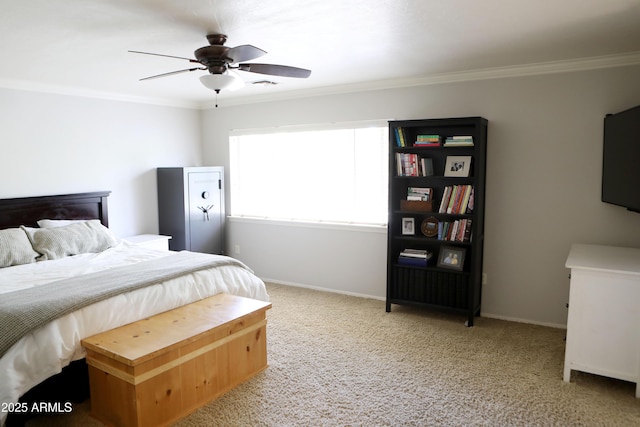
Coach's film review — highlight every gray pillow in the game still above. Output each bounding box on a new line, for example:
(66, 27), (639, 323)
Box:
(25, 220), (118, 261)
(0, 228), (39, 268)
(36, 219), (88, 228)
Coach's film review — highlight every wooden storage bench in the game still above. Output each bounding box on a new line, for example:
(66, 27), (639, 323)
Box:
(81, 293), (272, 427)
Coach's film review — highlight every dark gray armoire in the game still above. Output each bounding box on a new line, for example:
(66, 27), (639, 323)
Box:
(157, 167), (225, 254)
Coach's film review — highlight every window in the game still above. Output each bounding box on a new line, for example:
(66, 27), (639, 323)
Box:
(229, 123), (388, 225)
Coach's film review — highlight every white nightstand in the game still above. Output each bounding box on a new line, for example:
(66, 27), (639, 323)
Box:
(124, 234), (172, 251)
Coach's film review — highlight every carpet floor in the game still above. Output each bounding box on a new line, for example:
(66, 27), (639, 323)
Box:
(28, 282), (640, 426)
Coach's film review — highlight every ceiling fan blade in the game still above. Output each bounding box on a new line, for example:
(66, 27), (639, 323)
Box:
(227, 45), (267, 63)
(129, 50), (199, 63)
(140, 67), (206, 81)
(237, 63), (311, 78)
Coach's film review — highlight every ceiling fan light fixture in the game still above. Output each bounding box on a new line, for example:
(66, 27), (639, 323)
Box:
(199, 72), (244, 92)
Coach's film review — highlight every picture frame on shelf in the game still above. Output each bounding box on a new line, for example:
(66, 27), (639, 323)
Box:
(444, 156), (472, 177)
(437, 246), (466, 271)
(401, 217), (415, 235)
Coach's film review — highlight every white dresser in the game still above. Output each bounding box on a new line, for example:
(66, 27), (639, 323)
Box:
(564, 243), (640, 397)
(124, 234), (172, 251)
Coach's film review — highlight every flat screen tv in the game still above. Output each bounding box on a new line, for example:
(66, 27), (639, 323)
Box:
(602, 104), (640, 213)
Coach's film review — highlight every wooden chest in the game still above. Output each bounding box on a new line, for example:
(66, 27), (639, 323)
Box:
(81, 293), (271, 427)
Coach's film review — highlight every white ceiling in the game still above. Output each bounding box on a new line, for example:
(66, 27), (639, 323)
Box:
(2, 0), (640, 108)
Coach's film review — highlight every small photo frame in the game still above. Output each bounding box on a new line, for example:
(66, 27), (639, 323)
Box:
(437, 246), (466, 271)
(401, 217), (415, 235)
(444, 156), (472, 177)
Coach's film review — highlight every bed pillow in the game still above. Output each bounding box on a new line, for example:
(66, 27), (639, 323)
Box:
(25, 220), (119, 261)
(37, 219), (88, 228)
(0, 228), (39, 268)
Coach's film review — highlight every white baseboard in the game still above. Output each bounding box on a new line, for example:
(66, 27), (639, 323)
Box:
(262, 277), (567, 330)
(261, 278), (385, 302)
(480, 312), (566, 329)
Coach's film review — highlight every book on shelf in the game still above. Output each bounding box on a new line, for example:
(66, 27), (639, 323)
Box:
(446, 186), (459, 214)
(414, 134), (441, 147)
(452, 185), (472, 214)
(437, 219), (473, 242)
(421, 158), (434, 176)
(397, 257), (428, 267)
(467, 187), (475, 212)
(463, 218), (473, 242)
(444, 135), (474, 147)
(396, 154), (433, 177)
(438, 185), (474, 214)
(394, 127), (408, 147)
(437, 186), (449, 213)
(396, 153), (418, 176)
(398, 249), (432, 267)
(401, 248), (432, 258)
(407, 187), (433, 201)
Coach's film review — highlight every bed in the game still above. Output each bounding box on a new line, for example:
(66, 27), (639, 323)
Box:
(0, 191), (269, 426)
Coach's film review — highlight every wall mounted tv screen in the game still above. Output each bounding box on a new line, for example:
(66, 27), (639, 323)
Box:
(602, 104), (640, 213)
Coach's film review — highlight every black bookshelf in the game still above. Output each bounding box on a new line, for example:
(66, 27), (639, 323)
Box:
(386, 117), (488, 326)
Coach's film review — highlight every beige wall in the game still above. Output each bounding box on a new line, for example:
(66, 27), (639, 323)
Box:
(202, 64), (640, 327)
(0, 88), (202, 237)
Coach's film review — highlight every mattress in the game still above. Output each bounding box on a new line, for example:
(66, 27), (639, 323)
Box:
(0, 242), (268, 424)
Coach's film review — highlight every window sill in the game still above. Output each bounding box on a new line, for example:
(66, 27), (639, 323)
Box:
(227, 216), (387, 234)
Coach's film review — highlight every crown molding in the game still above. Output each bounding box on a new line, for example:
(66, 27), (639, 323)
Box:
(412, 51), (640, 85)
(0, 78), (200, 109)
(207, 51), (640, 109)
(2, 51), (639, 110)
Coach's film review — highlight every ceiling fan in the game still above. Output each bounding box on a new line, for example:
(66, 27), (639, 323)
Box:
(130, 34), (311, 95)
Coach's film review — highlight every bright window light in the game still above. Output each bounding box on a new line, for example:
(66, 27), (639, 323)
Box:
(229, 124), (388, 225)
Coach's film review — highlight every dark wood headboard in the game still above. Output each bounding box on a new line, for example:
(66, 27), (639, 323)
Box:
(0, 191), (111, 229)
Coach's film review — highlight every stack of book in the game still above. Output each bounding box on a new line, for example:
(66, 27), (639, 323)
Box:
(407, 187), (433, 201)
(398, 249), (432, 267)
(414, 135), (441, 147)
(444, 136), (474, 147)
(438, 185), (474, 214)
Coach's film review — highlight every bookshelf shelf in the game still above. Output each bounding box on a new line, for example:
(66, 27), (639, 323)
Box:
(386, 117), (488, 326)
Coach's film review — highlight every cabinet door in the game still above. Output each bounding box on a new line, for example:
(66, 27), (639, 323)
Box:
(565, 268), (640, 382)
(187, 170), (223, 254)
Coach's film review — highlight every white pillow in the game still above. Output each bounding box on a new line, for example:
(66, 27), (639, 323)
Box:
(37, 219), (89, 228)
(0, 228), (39, 268)
(25, 220), (119, 261)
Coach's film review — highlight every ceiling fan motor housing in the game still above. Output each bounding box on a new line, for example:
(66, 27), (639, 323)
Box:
(194, 45), (232, 74)
(206, 33), (227, 46)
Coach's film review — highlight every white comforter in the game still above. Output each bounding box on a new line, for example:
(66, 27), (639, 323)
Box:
(0, 242), (268, 424)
